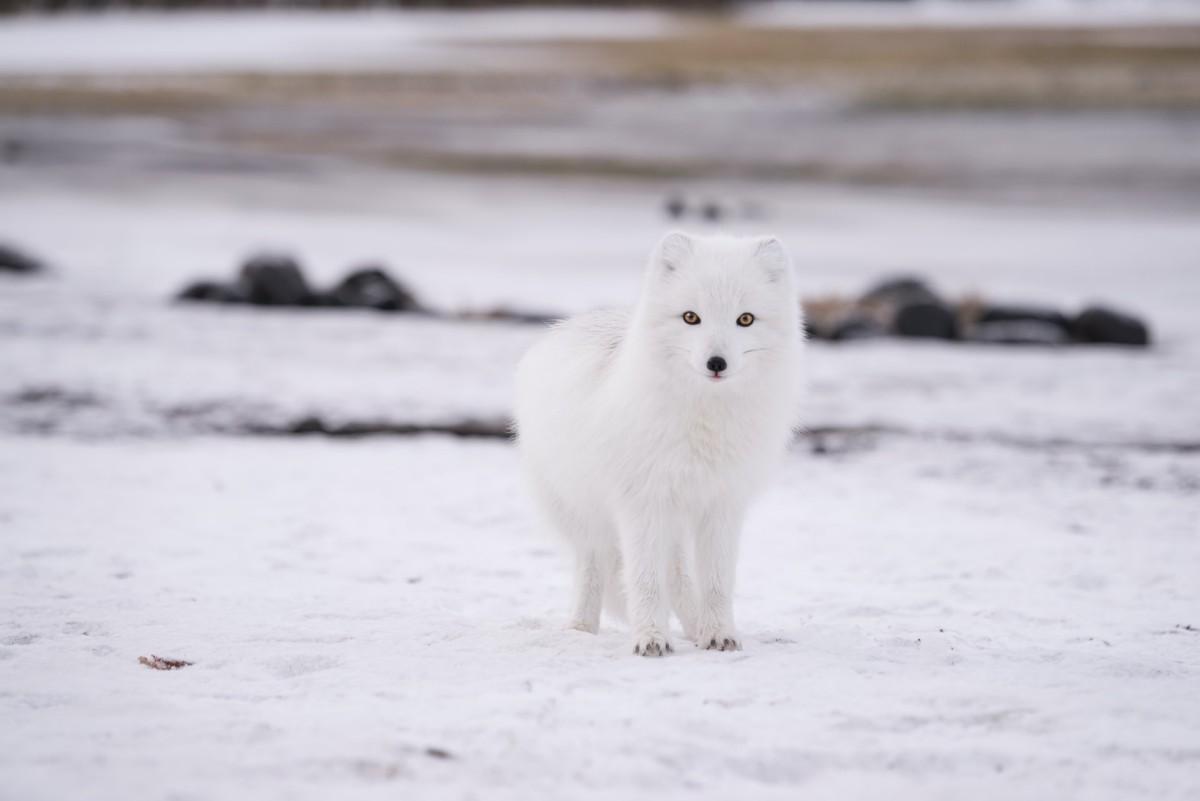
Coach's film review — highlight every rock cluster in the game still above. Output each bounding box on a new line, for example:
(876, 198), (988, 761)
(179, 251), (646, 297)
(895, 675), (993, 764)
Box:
(177, 257), (1151, 347)
(662, 195), (764, 223)
(177, 253), (558, 324)
(177, 254), (423, 312)
(805, 276), (1150, 347)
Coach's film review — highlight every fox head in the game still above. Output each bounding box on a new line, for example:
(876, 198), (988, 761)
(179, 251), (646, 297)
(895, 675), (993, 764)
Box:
(634, 231), (801, 385)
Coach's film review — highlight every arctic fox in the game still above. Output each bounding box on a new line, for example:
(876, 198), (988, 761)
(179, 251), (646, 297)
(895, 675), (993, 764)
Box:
(514, 232), (803, 656)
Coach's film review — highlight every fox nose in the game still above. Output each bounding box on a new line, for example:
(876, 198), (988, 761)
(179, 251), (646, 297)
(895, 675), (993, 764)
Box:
(706, 355), (727, 374)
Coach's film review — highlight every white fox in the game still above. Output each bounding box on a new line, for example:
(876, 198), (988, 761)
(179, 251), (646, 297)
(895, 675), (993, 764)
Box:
(514, 232), (803, 656)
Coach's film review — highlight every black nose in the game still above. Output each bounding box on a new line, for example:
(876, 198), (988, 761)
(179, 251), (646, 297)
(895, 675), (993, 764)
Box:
(706, 355), (727, 374)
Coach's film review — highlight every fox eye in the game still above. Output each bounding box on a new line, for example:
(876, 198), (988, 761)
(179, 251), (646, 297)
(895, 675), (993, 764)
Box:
(682, 311), (701, 325)
(737, 312), (755, 327)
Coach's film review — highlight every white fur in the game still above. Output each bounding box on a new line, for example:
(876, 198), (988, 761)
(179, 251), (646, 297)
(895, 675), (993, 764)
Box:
(513, 232), (803, 656)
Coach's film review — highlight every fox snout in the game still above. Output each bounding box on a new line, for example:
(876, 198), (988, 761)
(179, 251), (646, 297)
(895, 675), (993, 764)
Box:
(706, 355), (727, 376)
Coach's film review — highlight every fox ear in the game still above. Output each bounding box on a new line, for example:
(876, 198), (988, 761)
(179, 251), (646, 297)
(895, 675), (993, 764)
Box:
(754, 236), (790, 284)
(654, 231), (693, 275)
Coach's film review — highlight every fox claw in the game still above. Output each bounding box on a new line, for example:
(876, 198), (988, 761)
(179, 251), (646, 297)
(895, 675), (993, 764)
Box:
(632, 634), (673, 657)
(703, 636), (741, 652)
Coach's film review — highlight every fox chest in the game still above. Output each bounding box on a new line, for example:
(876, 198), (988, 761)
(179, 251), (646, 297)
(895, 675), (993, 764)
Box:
(614, 405), (772, 501)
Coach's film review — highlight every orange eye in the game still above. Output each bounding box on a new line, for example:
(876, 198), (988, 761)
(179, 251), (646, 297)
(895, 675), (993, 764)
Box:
(682, 311), (701, 325)
(737, 312), (755, 327)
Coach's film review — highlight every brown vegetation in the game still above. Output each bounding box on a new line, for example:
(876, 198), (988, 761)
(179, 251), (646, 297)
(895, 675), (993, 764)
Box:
(138, 654), (193, 670)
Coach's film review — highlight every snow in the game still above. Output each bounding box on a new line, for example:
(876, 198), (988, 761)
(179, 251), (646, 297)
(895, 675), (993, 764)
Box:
(1, 166), (1198, 798)
(1, 432), (1197, 799)
(0, 8), (677, 75)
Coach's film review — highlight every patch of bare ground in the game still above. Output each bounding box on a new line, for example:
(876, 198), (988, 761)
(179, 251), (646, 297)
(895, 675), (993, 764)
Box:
(550, 23), (1200, 109)
(3, 24), (1199, 114)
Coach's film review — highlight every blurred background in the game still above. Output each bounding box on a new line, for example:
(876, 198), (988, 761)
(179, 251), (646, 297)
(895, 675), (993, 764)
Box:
(2, 2), (1200, 798)
(0, 0), (1198, 440)
(1, 0), (1199, 440)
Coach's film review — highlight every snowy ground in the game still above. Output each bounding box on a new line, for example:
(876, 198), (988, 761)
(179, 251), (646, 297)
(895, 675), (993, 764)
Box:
(0, 7), (681, 75)
(2, 433), (1198, 800)
(2, 163), (1198, 799)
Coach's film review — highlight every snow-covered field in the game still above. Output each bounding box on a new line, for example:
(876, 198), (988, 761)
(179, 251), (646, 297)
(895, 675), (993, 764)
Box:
(2, 431), (1198, 800)
(0, 7), (679, 74)
(2, 163), (1198, 799)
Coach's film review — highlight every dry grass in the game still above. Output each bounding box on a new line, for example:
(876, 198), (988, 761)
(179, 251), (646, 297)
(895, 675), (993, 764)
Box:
(3, 23), (1199, 113)
(138, 654), (193, 670)
(0, 71), (561, 115)
(552, 23), (1200, 108)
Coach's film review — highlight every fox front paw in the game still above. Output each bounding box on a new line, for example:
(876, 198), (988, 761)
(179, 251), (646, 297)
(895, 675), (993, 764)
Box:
(699, 631), (741, 652)
(631, 631), (673, 657)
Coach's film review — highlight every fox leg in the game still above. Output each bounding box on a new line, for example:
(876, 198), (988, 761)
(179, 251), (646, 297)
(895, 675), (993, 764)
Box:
(694, 502), (744, 652)
(617, 506), (674, 657)
(527, 474), (606, 634)
(668, 540), (700, 642)
(567, 546), (604, 634)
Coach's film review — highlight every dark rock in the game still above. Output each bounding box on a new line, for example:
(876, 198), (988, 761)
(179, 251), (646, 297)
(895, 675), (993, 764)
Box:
(664, 195), (687, 219)
(269, 415), (512, 440)
(700, 201), (723, 222)
(2, 138), (23, 163)
(970, 320), (1071, 346)
(288, 415), (328, 435)
(0, 243), (46, 274)
(177, 280), (247, 304)
(977, 304), (1070, 329)
(860, 276), (956, 339)
(860, 276), (940, 307)
(326, 266), (421, 312)
(831, 313), (887, 341)
(1070, 306), (1151, 346)
(237, 253), (312, 306)
(966, 304), (1072, 345)
(9, 385), (100, 408)
(894, 301), (958, 339)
